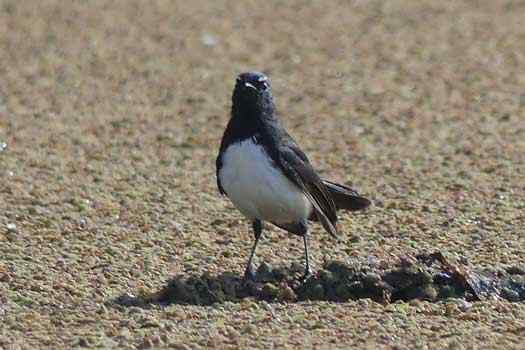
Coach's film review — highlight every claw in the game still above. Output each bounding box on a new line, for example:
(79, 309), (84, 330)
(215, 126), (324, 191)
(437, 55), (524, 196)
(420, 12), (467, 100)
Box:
(301, 234), (312, 283)
(243, 220), (262, 284)
(301, 267), (312, 283)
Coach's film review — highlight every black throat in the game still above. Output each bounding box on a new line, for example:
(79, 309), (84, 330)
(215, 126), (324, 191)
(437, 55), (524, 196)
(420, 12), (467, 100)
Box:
(225, 87), (278, 143)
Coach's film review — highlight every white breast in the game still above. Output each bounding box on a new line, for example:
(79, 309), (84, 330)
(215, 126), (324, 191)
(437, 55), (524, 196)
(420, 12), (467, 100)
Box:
(219, 138), (312, 224)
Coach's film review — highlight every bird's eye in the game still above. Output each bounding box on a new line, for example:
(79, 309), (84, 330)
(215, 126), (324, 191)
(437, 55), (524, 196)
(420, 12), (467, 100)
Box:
(255, 81), (268, 90)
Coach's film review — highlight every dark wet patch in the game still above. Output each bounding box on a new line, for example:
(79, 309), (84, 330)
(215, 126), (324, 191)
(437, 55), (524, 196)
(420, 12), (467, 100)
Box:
(113, 252), (525, 307)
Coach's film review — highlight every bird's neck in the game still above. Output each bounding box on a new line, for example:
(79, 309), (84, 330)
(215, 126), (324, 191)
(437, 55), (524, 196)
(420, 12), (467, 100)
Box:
(229, 99), (277, 138)
(232, 95), (275, 119)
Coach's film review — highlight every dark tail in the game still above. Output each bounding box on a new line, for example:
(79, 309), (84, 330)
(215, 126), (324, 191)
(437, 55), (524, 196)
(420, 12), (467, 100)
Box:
(322, 180), (371, 211)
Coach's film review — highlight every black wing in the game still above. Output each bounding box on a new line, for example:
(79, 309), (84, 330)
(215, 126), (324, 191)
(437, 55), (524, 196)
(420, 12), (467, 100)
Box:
(215, 153), (225, 195)
(277, 143), (339, 238)
(216, 123), (232, 196)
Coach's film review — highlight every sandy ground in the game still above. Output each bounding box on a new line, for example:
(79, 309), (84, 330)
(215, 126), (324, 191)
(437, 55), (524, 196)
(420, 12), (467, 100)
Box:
(1, 0), (524, 348)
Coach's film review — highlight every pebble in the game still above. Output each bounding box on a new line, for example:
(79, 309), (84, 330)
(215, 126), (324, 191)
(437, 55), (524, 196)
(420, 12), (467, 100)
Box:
(242, 324), (258, 335)
(457, 300), (473, 312)
(76, 337), (93, 347)
(6, 223), (17, 233)
(448, 339), (464, 350)
(201, 33), (218, 47)
(444, 302), (459, 316)
(138, 337), (153, 349)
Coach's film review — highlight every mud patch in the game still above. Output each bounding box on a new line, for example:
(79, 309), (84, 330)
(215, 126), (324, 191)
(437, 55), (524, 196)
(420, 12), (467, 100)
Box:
(114, 252), (525, 306)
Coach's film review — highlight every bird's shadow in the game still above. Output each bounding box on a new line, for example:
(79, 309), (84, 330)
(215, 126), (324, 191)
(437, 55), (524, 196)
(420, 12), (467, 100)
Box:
(112, 263), (313, 307)
(111, 253), (525, 308)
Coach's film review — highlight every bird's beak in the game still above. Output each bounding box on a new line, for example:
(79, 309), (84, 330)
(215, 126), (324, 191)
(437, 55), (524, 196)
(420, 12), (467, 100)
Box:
(244, 82), (256, 90)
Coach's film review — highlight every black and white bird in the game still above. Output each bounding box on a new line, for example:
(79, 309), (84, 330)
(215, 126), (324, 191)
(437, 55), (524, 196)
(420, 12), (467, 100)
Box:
(216, 71), (370, 281)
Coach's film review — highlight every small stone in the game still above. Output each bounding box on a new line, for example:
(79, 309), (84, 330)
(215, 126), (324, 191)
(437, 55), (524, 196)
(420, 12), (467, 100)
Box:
(97, 305), (108, 314)
(290, 262), (304, 274)
(457, 300), (473, 312)
(448, 339), (464, 350)
(6, 223), (17, 233)
(367, 255), (380, 267)
(261, 283), (279, 299)
(242, 323), (258, 335)
(151, 336), (162, 346)
(139, 316), (160, 328)
(170, 343), (191, 350)
(172, 221), (184, 233)
(76, 337), (93, 347)
(0, 273), (11, 283)
(277, 284), (296, 301)
(409, 299), (422, 307)
(138, 335), (162, 349)
(445, 302), (459, 316)
(201, 33), (218, 47)
(138, 337), (153, 349)
(226, 326), (241, 340)
(128, 306), (143, 314)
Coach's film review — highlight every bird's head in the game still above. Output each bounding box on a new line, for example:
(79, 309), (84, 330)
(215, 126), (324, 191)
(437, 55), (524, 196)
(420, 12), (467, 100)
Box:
(232, 71), (274, 117)
(236, 71), (270, 94)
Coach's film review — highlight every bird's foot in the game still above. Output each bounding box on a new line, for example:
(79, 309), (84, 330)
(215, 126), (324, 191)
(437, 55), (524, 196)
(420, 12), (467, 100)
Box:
(300, 268), (313, 283)
(243, 266), (256, 283)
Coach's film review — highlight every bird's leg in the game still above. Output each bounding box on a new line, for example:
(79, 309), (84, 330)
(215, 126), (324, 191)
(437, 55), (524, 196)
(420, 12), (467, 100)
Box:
(243, 219), (262, 282)
(302, 232), (312, 281)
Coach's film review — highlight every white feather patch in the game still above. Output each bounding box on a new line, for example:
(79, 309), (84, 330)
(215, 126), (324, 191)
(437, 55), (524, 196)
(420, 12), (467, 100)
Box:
(219, 138), (312, 224)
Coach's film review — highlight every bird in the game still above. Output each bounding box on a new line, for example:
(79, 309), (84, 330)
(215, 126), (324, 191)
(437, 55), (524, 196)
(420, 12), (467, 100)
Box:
(216, 71), (370, 282)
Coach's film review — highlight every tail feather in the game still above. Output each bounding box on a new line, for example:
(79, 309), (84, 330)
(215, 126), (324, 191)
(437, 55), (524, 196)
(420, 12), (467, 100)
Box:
(322, 180), (371, 211)
(303, 191), (340, 239)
